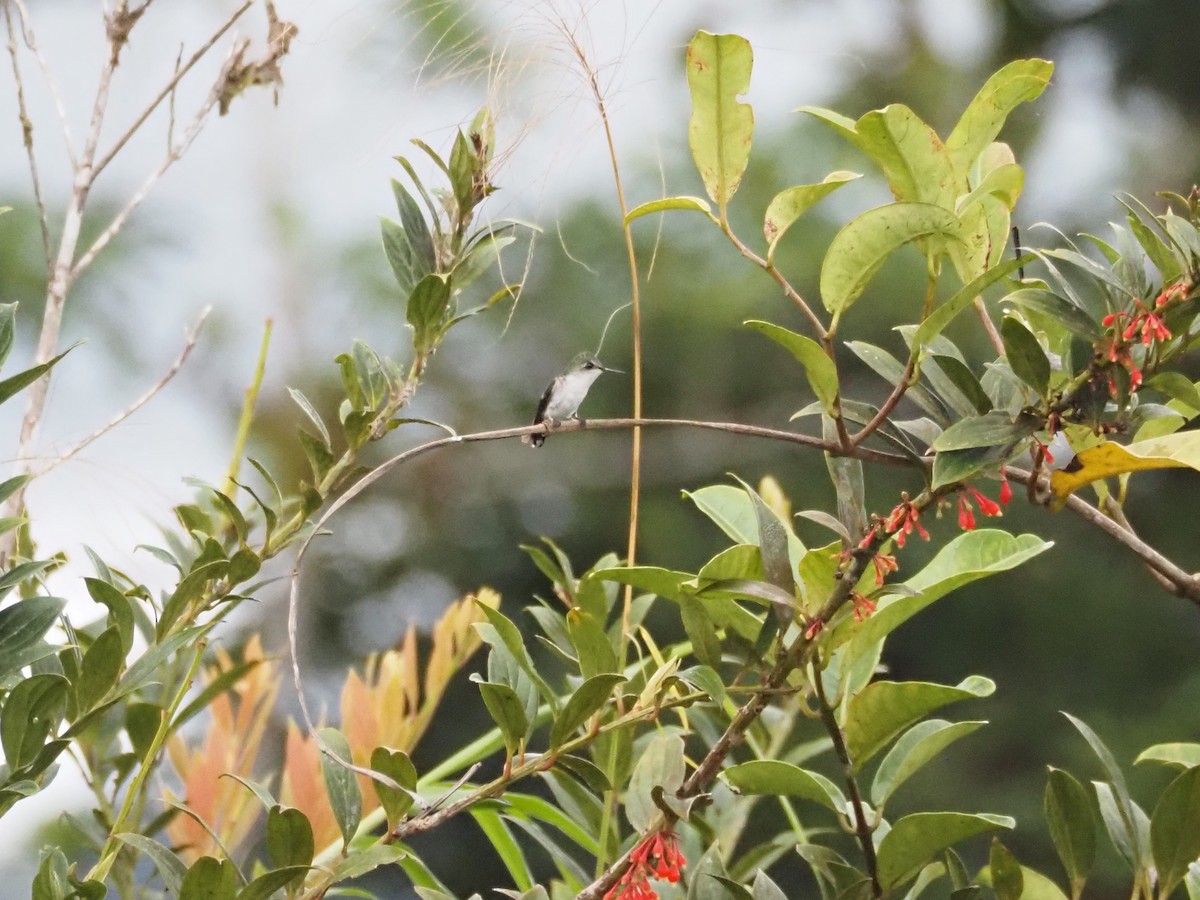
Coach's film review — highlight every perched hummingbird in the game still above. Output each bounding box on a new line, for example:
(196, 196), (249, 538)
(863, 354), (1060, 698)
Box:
(524, 352), (621, 447)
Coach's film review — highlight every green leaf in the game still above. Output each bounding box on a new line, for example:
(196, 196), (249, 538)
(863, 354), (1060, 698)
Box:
(237, 867), (313, 900)
(686, 31), (754, 210)
(1002, 288), (1103, 341)
(32, 847), (71, 900)
(764, 171), (861, 258)
(392, 177), (436, 278)
(407, 273), (452, 354)
(733, 475), (795, 613)
(475, 679), (529, 754)
(871, 719), (986, 804)
(1044, 767), (1096, 895)
(931, 410), (1040, 452)
(1137, 743), (1200, 770)
(745, 320), (839, 416)
(0, 559), (55, 601)
(114, 833), (187, 895)
(319, 727), (363, 849)
(1001, 316), (1051, 396)
(0, 595), (65, 679)
(0, 346), (74, 407)
(0, 303), (16, 371)
(114, 624), (212, 699)
(448, 129), (478, 216)
(821, 203), (962, 316)
(914, 254), (1031, 348)
(932, 445), (1011, 489)
(626, 733), (685, 832)
(723, 759), (845, 812)
(288, 387), (331, 449)
(86, 578), (135, 655)
(179, 856), (239, 900)
(1094, 781), (1148, 874)
(471, 807), (533, 891)
(371, 747), (418, 829)
(877, 812), (1014, 890)
(1151, 765), (1200, 897)
(844, 676), (995, 770)
(752, 870), (789, 900)
(978, 865), (1070, 900)
(75, 626), (125, 712)
(989, 839), (1024, 900)
(565, 608), (618, 679)
(267, 805), (314, 869)
(945, 59), (1054, 177)
(930, 355), (993, 415)
(1063, 713), (1138, 845)
(845, 340), (947, 424)
(549, 673), (624, 749)
(679, 595), (722, 668)
(625, 195), (715, 224)
(1, 673), (67, 770)
(325, 843), (406, 883)
(476, 602), (558, 711)
(683, 485), (805, 563)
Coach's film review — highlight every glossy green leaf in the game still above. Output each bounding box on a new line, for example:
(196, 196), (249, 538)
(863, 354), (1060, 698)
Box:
(267, 805), (314, 869)
(407, 273), (452, 354)
(237, 867), (313, 900)
(325, 843), (406, 883)
(944, 59), (1053, 177)
(371, 747), (418, 828)
(1044, 767), (1095, 895)
(932, 411), (1040, 452)
(76, 625), (125, 713)
(625, 195), (715, 224)
(114, 833), (187, 895)
(626, 733), (685, 832)
(723, 759), (845, 812)
(764, 171), (861, 258)
(1, 673), (67, 770)
(845, 676), (995, 770)
(684, 485), (805, 562)
(471, 807), (534, 891)
(1136, 742), (1200, 769)
(821, 203), (962, 316)
(475, 679), (529, 754)
(877, 812), (1014, 890)
(914, 254), (1030, 349)
(0, 346), (74, 408)
(745, 320), (839, 416)
(319, 727), (362, 850)
(931, 444), (1011, 489)
(679, 594), (722, 668)
(1002, 288), (1102, 341)
(549, 673), (624, 749)
(565, 608), (618, 679)
(988, 839), (1024, 900)
(845, 340), (947, 423)
(0, 596), (65, 679)
(1094, 781), (1150, 875)
(179, 856), (238, 900)
(1001, 316), (1050, 395)
(872, 719), (986, 804)
(1151, 766), (1200, 897)
(686, 31), (754, 209)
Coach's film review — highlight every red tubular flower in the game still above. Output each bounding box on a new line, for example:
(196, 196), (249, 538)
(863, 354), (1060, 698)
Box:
(872, 553), (898, 586)
(999, 467), (1013, 505)
(851, 592), (877, 622)
(804, 617), (824, 640)
(884, 498), (929, 548)
(968, 486), (1002, 517)
(957, 494), (976, 531)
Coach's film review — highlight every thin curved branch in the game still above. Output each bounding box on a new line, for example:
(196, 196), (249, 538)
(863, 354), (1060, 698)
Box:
(1008, 465), (1200, 607)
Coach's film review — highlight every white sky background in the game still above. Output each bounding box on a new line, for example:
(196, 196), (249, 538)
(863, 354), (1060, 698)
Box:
(0, 0), (1181, 877)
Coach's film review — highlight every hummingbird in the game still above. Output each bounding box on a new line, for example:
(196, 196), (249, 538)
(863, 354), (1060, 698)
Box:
(524, 352), (621, 447)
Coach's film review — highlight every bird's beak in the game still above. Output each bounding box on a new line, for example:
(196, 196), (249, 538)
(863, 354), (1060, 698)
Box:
(600, 363), (624, 374)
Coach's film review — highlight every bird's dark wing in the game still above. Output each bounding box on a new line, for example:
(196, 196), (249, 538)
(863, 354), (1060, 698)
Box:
(532, 381), (554, 425)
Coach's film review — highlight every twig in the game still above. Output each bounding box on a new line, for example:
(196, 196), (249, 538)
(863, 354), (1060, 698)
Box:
(35, 307), (210, 477)
(222, 318), (271, 496)
(92, 0), (255, 180)
(973, 296), (1005, 355)
(3, 0), (50, 270)
(1007, 466), (1200, 606)
(7, 0), (77, 166)
(813, 663), (881, 898)
(851, 354), (915, 447)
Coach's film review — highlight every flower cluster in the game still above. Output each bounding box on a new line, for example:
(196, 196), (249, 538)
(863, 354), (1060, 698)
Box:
(850, 592), (877, 622)
(883, 495), (929, 548)
(1097, 280), (1187, 394)
(605, 830), (687, 900)
(956, 485), (1002, 531)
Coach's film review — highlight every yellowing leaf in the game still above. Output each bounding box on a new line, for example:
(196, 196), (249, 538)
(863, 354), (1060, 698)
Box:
(686, 31), (754, 211)
(1050, 432), (1200, 502)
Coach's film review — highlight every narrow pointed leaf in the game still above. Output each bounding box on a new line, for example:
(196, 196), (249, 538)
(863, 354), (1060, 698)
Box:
(549, 673), (625, 749)
(625, 195), (715, 224)
(1151, 765), (1200, 898)
(1044, 767), (1095, 893)
(746, 320), (839, 416)
(319, 727), (362, 849)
